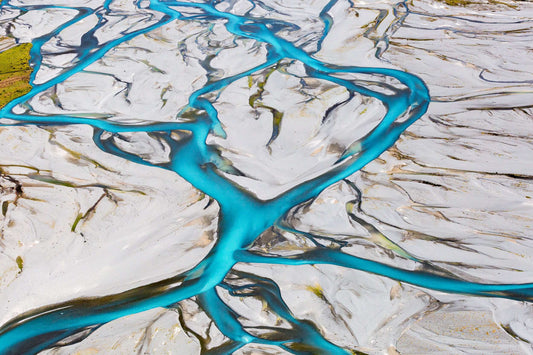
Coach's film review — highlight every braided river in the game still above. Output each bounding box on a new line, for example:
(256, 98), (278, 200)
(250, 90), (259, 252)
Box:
(0, 0), (532, 353)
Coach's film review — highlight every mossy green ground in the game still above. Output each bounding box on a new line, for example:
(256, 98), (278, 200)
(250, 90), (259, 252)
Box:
(0, 41), (33, 108)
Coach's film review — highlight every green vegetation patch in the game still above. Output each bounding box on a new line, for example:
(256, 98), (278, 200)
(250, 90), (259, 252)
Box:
(16, 256), (23, 272)
(0, 41), (33, 109)
(438, 0), (518, 8)
(440, 0), (472, 5)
